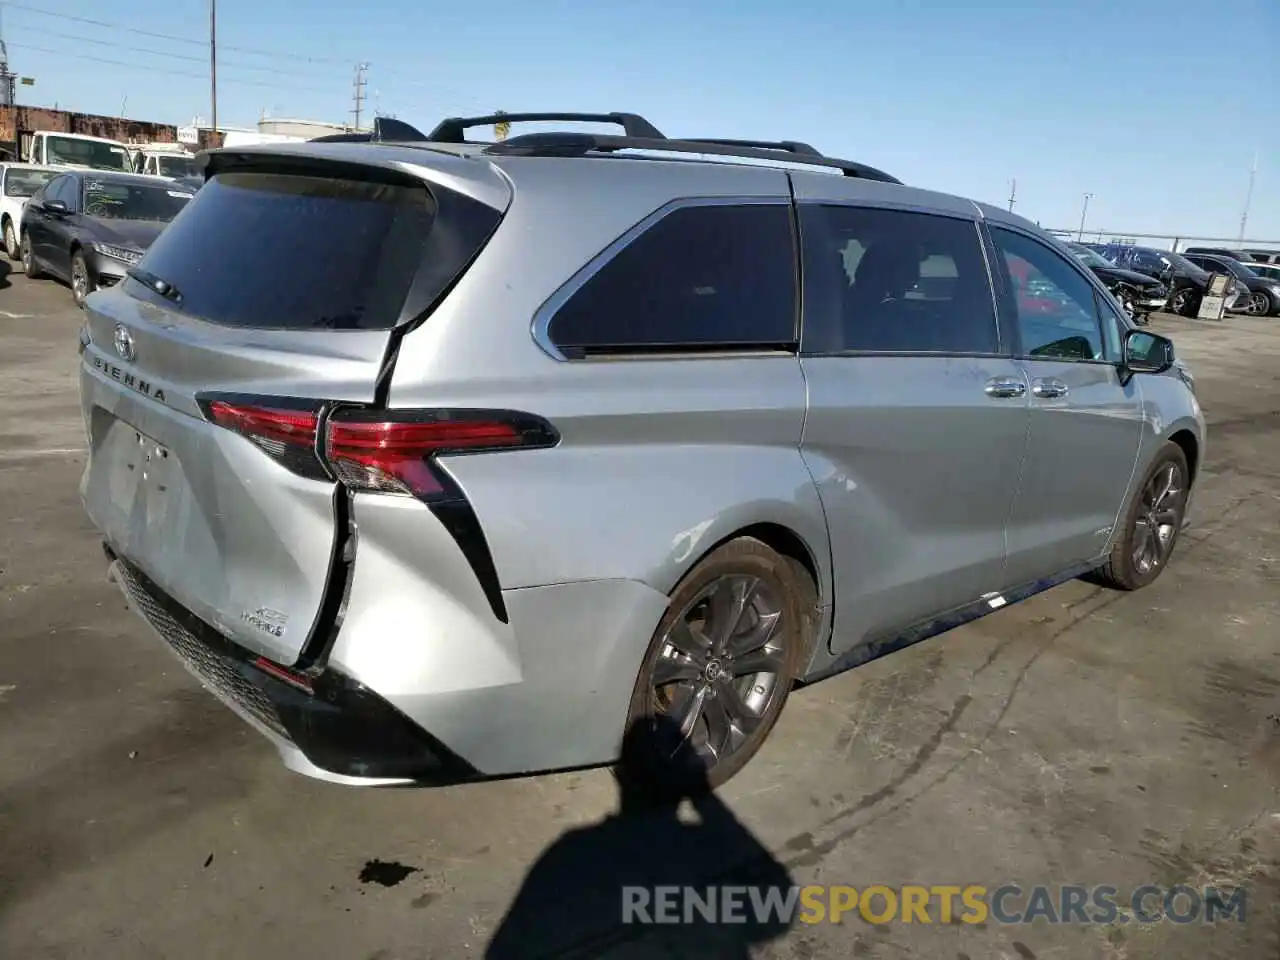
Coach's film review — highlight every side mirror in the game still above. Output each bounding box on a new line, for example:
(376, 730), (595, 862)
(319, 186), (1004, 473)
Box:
(43, 199), (69, 216)
(1122, 328), (1175, 376)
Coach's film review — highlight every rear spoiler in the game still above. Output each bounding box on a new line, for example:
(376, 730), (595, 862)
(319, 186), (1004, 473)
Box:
(308, 116), (430, 144)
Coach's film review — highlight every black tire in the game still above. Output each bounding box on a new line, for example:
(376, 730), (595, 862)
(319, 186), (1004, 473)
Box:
(1092, 442), (1190, 591)
(70, 249), (95, 309)
(1249, 290), (1276, 317)
(20, 231), (43, 279)
(2, 219), (17, 261)
(1170, 287), (1199, 317)
(618, 537), (808, 801)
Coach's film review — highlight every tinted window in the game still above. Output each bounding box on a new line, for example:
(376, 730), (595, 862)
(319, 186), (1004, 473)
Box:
(991, 227), (1105, 362)
(132, 171), (439, 330)
(798, 204), (998, 354)
(546, 203), (796, 357)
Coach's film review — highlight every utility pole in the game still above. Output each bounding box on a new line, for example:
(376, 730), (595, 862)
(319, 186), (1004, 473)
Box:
(1077, 192), (1094, 241)
(1007, 177), (1017, 213)
(1238, 151), (1258, 244)
(209, 0), (217, 138)
(351, 63), (368, 132)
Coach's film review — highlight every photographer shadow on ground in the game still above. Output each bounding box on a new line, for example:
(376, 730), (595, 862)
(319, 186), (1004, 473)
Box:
(485, 713), (795, 960)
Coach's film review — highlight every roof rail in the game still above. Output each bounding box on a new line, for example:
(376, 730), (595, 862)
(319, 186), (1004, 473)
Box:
(483, 132), (901, 183)
(427, 112), (665, 143)
(309, 116), (429, 144)
(681, 138), (823, 157)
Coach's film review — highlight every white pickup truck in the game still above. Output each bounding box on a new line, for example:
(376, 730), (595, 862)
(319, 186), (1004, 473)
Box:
(23, 131), (133, 172)
(128, 143), (202, 178)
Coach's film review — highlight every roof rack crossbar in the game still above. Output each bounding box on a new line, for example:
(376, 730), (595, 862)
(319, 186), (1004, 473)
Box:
(427, 112), (665, 143)
(681, 137), (822, 157)
(483, 133), (901, 184)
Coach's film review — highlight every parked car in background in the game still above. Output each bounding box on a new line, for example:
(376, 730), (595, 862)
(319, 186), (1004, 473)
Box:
(1183, 253), (1280, 317)
(77, 112), (1204, 796)
(1182, 245), (1253, 262)
(20, 170), (194, 307)
(171, 175), (205, 193)
(0, 162), (58, 260)
(1243, 261), (1280, 282)
(1065, 242), (1167, 323)
(1242, 249), (1279, 265)
(1091, 243), (1247, 316)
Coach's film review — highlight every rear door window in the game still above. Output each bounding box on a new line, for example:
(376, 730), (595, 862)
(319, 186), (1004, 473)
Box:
(131, 171), (439, 330)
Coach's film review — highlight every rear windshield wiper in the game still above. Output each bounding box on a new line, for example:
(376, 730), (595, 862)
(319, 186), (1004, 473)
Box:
(127, 266), (182, 303)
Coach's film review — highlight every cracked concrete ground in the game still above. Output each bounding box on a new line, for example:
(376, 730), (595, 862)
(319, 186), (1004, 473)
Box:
(1, 265), (1277, 959)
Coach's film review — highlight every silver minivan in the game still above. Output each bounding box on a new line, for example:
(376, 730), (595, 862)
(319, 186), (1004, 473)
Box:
(78, 113), (1204, 796)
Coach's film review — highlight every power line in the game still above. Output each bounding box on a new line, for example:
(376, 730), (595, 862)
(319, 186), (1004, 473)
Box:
(9, 26), (342, 83)
(5, 2), (482, 100)
(5, 41), (340, 92)
(3, 2), (348, 64)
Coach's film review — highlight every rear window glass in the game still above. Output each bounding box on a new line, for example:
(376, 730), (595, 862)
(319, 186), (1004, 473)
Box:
(132, 171), (435, 330)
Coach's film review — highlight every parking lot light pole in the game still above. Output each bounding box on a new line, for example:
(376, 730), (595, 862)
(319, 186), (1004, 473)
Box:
(1077, 192), (1094, 241)
(209, 0), (217, 138)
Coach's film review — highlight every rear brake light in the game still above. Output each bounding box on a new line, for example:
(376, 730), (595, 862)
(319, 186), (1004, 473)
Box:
(200, 398), (558, 498)
(205, 400), (327, 480)
(325, 412), (556, 499)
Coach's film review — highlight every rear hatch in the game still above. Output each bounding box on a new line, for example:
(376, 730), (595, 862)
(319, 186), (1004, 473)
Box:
(80, 146), (509, 665)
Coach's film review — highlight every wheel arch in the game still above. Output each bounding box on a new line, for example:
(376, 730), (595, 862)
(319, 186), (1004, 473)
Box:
(663, 519), (830, 664)
(1167, 428), (1199, 487)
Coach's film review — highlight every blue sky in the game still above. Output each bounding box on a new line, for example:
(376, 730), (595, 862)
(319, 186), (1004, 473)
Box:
(4, 0), (1277, 242)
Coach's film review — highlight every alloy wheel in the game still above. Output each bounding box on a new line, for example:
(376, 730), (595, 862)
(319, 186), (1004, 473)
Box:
(1132, 460), (1185, 576)
(71, 257), (88, 305)
(3, 223), (14, 259)
(20, 236), (32, 273)
(648, 573), (789, 770)
(1170, 289), (1192, 315)
(1246, 292), (1269, 316)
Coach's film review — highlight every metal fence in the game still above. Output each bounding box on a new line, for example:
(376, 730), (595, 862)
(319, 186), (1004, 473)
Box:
(1045, 228), (1280, 257)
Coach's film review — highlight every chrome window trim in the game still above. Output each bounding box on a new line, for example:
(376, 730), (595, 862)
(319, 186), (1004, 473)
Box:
(530, 195), (793, 362)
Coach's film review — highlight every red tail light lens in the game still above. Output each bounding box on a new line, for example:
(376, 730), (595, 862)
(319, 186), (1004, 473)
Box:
(325, 415), (544, 498)
(206, 400), (327, 480)
(202, 397), (558, 496)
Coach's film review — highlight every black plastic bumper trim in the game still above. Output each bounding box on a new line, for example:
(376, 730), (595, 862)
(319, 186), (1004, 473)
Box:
(114, 557), (480, 784)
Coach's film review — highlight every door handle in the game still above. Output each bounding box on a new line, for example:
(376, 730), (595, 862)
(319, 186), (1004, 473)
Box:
(1031, 378), (1069, 399)
(984, 377), (1026, 399)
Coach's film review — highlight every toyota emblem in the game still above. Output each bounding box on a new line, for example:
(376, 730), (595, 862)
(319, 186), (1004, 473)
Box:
(113, 324), (136, 362)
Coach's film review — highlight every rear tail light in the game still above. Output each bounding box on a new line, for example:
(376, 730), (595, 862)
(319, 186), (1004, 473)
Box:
(325, 416), (530, 497)
(201, 398), (557, 499)
(205, 400), (328, 480)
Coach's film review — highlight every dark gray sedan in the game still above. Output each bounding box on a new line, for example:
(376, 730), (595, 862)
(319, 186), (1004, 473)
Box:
(19, 170), (194, 308)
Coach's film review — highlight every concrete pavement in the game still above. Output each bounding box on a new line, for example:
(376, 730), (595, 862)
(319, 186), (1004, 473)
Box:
(0, 268), (1277, 959)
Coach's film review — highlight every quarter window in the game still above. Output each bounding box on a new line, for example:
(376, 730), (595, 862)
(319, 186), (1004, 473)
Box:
(991, 227), (1106, 362)
(797, 204), (999, 354)
(545, 203), (797, 358)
